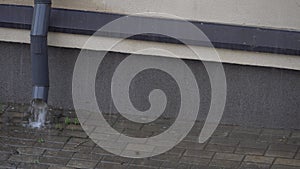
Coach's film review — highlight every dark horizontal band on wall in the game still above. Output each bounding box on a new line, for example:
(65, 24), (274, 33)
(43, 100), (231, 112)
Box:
(0, 4), (299, 56)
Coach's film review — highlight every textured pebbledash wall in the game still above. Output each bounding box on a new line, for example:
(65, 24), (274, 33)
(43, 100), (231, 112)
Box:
(0, 41), (299, 129)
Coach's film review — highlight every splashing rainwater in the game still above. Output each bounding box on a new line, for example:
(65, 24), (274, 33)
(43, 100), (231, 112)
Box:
(28, 99), (48, 128)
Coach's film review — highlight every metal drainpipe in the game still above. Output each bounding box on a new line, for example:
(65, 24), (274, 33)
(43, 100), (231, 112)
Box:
(31, 0), (51, 102)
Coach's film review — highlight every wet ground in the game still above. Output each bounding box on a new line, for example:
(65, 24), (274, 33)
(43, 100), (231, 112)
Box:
(0, 103), (300, 169)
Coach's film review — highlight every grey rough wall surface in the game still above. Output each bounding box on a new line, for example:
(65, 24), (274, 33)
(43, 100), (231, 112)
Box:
(0, 42), (299, 129)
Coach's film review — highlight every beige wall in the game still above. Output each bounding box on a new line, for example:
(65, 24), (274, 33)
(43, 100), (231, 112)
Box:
(1, 0), (300, 31)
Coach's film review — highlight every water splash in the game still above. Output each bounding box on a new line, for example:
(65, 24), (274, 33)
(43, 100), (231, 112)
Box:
(28, 99), (48, 128)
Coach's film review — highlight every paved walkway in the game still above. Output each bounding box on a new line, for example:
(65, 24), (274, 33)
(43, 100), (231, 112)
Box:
(0, 103), (299, 169)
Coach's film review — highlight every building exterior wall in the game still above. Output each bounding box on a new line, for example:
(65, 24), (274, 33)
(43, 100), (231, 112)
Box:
(0, 1), (299, 129)
(0, 41), (300, 129)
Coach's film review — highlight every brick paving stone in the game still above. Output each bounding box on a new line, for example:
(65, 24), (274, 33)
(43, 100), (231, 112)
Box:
(127, 165), (158, 169)
(63, 144), (94, 153)
(2, 103), (300, 169)
(209, 137), (240, 147)
(16, 147), (45, 155)
(94, 126), (120, 135)
(8, 154), (39, 163)
(258, 135), (288, 144)
(62, 130), (88, 138)
(2, 131), (38, 140)
(190, 165), (215, 169)
(66, 124), (84, 131)
(150, 153), (181, 162)
(96, 162), (128, 169)
(0, 161), (18, 168)
(176, 164), (197, 169)
(205, 144), (235, 153)
(233, 127), (261, 135)
(288, 138), (300, 145)
(1, 137), (35, 147)
(184, 149), (215, 159)
(146, 139), (177, 147)
(229, 132), (259, 140)
(103, 113), (119, 122)
(176, 141), (206, 150)
(160, 162), (192, 169)
(39, 156), (70, 165)
(180, 156), (211, 165)
(265, 144), (298, 158)
(211, 127), (232, 138)
(38, 129), (62, 136)
(17, 162), (49, 169)
(239, 162), (270, 169)
(209, 159), (240, 168)
(4, 111), (25, 119)
(271, 165), (300, 169)
(185, 164), (202, 169)
(101, 155), (132, 165)
(188, 129), (202, 138)
(274, 158), (300, 167)
(164, 147), (186, 156)
(0, 145), (17, 154)
(67, 159), (98, 168)
(43, 150), (74, 158)
(92, 146), (114, 156)
(0, 153), (10, 161)
(295, 152), (300, 159)
(94, 140), (127, 151)
(41, 135), (70, 144)
(214, 153), (244, 161)
(113, 121), (143, 131)
(261, 129), (291, 137)
(131, 158), (163, 168)
(89, 132), (121, 142)
(48, 166), (75, 169)
(244, 155), (274, 164)
(268, 144), (298, 152)
(10, 118), (23, 124)
(80, 140), (97, 147)
(238, 140), (269, 150)
(35, 141), (65, 150)
(141, 123), (169, 133)
(120, 150), (152, 159)
(235, 147), (266, 156)
(64, 137), (84, 146)
(0, 130), (9, 139)
(265, 150), (295, 158)
(193, 166), (231, 169)
(183, 135), (199, 142)
(0, 103), (8, 113)
(67, 137), (94, 147)
(72, 152), (103, 161)
(291, 131), (300, 138)
(125, 143), (155, 152)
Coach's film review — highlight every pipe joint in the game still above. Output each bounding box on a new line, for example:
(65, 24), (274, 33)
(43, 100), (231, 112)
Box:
(32, 86), (49, 102)
(31, 3), (51, 36)
(34, 0), (51, 4)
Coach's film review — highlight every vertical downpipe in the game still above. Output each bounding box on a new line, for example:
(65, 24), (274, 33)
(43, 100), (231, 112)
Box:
(28, 0), (51, 128)
(31, 0), (51, 102)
